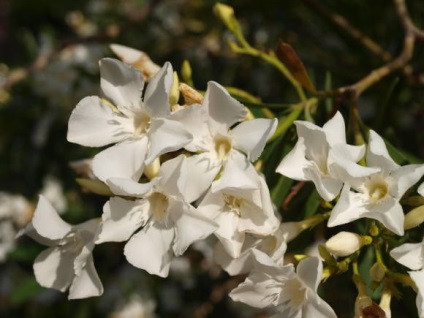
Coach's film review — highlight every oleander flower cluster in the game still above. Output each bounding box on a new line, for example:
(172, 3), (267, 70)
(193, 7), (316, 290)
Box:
(20, 44), (424, 317)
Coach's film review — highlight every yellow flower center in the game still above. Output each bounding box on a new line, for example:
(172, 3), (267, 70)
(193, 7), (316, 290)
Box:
(223, 194), (243, 216)
(133, 112), (150, 135)
(365, 177), (388, 202)
(148, 192), (169, 222)
(214, 134), (232, 161)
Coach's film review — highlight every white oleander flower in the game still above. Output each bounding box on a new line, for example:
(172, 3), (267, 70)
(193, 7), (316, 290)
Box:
(67, 58), (192, 184)
(229, 250), (337, 318)
(197, 153), (280, 258)
(328, 130), (424, 236)
(96, 155), (217, 277)
(175, 81), (277, 202)
(276, 111), (372, 201)
(22, 195), (103, 299)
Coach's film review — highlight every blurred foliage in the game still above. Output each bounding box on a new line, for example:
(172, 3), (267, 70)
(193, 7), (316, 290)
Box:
(0, 0), (423, 317)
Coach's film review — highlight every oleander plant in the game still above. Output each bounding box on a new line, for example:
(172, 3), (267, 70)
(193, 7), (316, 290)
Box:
(1, 1), (424, 317)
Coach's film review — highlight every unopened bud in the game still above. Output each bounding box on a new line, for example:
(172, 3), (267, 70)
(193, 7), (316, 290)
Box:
(179, 83), (203, 105)
(181, 60), (193, 87)
(213, 3), (236, 32)
(110, 44), (161, 81)
(404, 205), (424, 230)
(144, 157), (160, 179)
(369, 262), (386, 282)
(325, 231), (368, 257)
(169, 71), (180, 106)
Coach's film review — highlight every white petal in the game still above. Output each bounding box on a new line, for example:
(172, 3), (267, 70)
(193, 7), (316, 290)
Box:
(214, 242), (253, 275)
(328, 144), (379, 182)
(276, 137), (309, 181)
(229, 271), (281, 308)
(171, 201), (218, 256)
(390, 164), (424, 199)
(145, 118), (192, 165)
(238, 202), (279, 236)
(158, 155), (187, 197)
(92, 137), (147, 182)
(419, 182), (424, 196)
(107, 177), (158, 197)
(214, 212), (245, 258)
(168, 104), (209, 152)
(110, 44), (143, 64)
(67, 96), (132, 147)
(68, 254), (103, 299)
(409, 270), (424, 317)
(124, 222), (174, 277)
(322, 111), (346, 145)
(230, 118), (277, 161)
(143, 62), (173, 118)
(212, 152), (258, 193)
(302, 291), (337, 318)
(99, 58), (144, 111)
(96, 197), (150, 243)
(366, 130), (399, 171)
(197, 190), (226, 221)
(297, 256), (322, 291)
(390, 242), (424, 270)
(363, 199), (404, 236)
(343, 144), (366, 162)
(304, 166), (343, 202)
(32, 195), (72, 240)
(184, 153), (221, 202)
(204, 81), (247, 132)
(33, 247), (74, 292)
(295, 121), (329, 162)
(327, 186), (363, 227)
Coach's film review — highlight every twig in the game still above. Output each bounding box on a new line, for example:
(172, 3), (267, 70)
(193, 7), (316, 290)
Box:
(331, 0), (420, 99)
(302, 0), (392, 62)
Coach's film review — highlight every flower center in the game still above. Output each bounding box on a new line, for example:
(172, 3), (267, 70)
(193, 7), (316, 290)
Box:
(284, 278), (307, 308)
(365, 177), (388, 202)
(133, 112), (150, 135)
(310, 150), (328, 175)
(148, 192), (169, 222)
(60, 231), (85, 255)
(214, 134), (232, 161)
(223, 194), (243, 216)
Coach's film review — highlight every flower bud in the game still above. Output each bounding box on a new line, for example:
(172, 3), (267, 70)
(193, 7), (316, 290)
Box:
(109, 44), (161, 81)
(213, 3), (236, 31)
(404, 205), (424, 230)
(369, 262), (386, 282)
(169, 71), (180, 106)
(325, 231), (366, 257)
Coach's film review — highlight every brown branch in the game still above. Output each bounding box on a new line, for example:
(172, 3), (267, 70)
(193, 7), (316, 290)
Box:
(302, 0), (424, 87)
(330, 0), (419, 99)
(302, 0), (392, 62)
